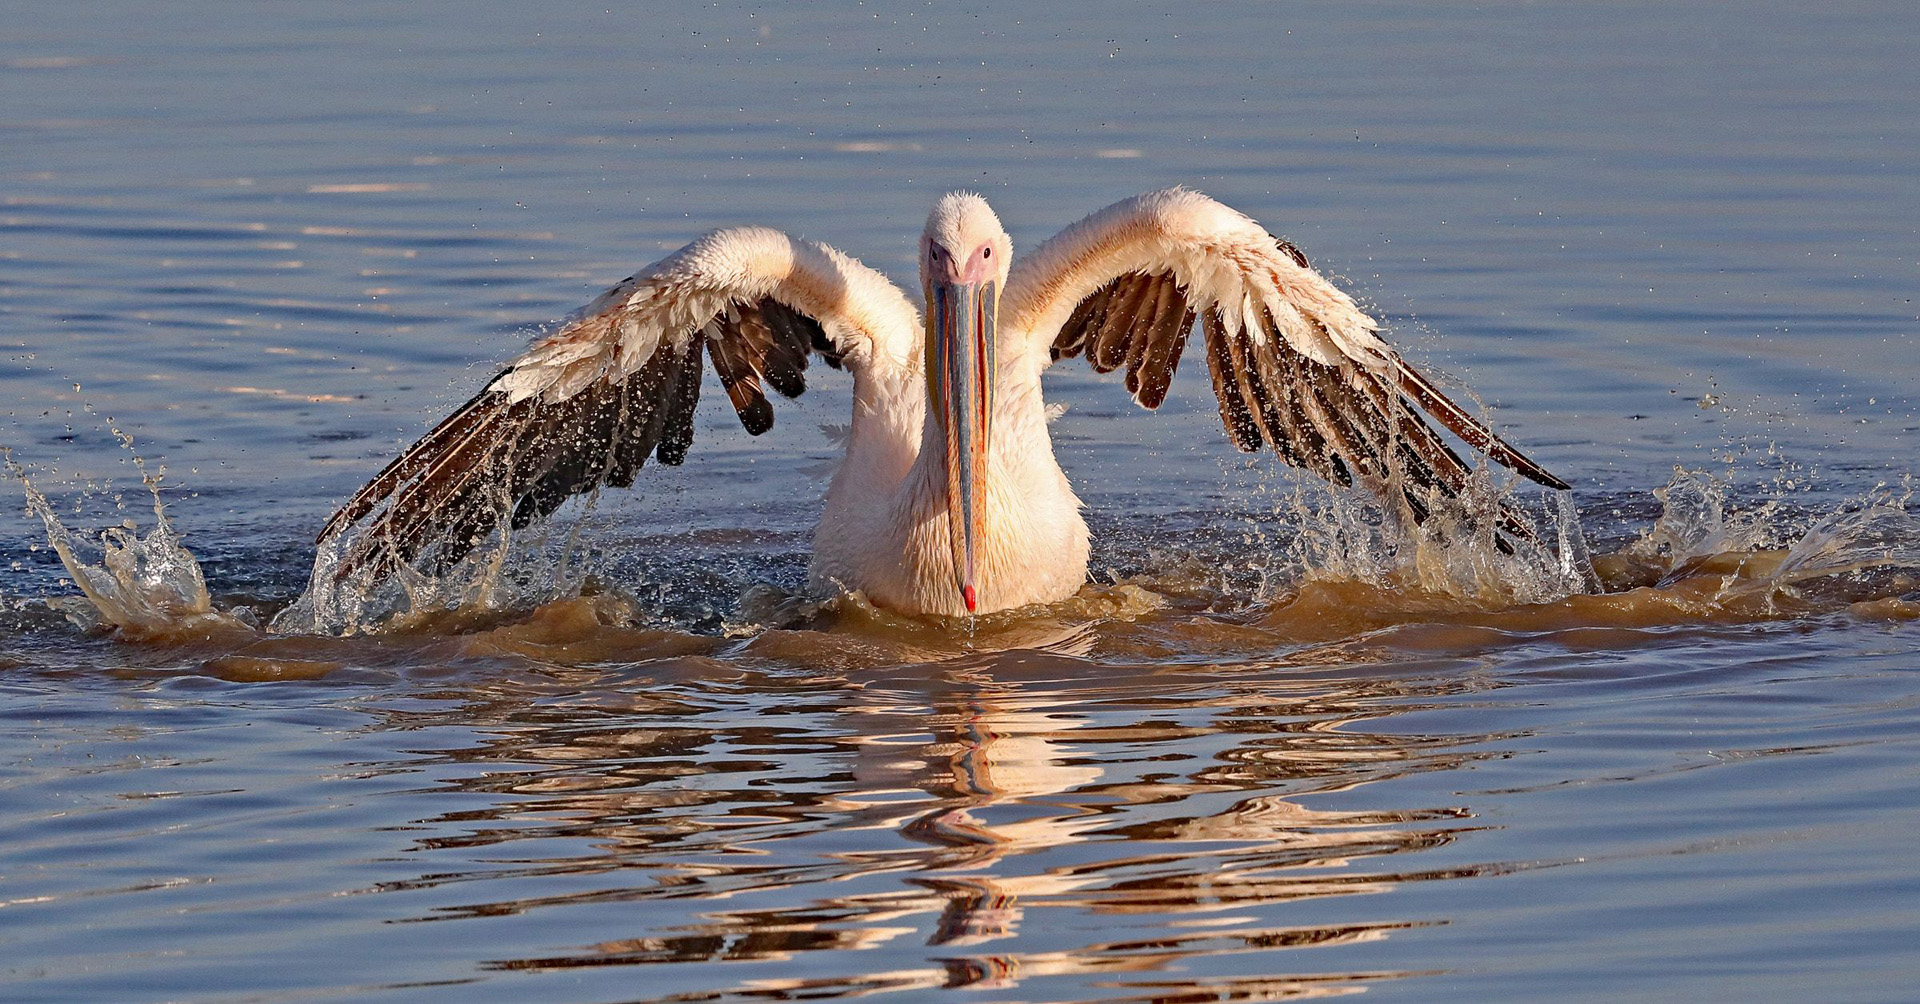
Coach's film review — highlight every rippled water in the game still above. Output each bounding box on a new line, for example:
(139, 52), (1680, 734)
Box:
(5, 4), (1919, 1001)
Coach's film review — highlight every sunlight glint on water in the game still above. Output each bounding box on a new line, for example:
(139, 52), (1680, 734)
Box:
(3, 3), (1918, 1002)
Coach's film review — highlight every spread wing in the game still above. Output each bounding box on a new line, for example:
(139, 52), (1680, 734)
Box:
(1006, 188), (1567, 529)
(320, 226), (917, 579)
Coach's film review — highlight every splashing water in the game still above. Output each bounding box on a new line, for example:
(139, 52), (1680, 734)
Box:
(1609, 469), (1920, 610)
(8, 417), (1916, 646)
(3, 441), (245, 639)
(272, 508), (592, 636)
(1269, 466), (1600, 608)
(1262, 466), (1919, 641)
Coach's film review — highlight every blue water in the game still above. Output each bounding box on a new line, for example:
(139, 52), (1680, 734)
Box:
(4, 3), (1918, 1001)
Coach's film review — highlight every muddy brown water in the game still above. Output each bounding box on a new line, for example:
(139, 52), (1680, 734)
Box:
(5, 4), (1919, 1002)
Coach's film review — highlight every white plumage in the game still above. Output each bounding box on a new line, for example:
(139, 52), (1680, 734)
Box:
(321, 189), (1565, 618)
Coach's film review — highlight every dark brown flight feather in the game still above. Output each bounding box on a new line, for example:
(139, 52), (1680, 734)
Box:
(1051, 265), (1569, 542)
(320, 294), (833, 580)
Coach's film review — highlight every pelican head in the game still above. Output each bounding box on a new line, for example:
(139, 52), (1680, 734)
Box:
(921, 193), (1012, 613)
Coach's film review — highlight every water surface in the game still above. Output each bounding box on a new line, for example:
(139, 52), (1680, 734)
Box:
(4, 3), (1919, 1001)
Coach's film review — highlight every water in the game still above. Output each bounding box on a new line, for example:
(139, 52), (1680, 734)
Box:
(5, 3), (1919, 1000)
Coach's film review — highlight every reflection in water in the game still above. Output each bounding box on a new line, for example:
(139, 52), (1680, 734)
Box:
(4, 3), (1918, 1000)
(363, 658), (1509, 999)
(8, 446), (1911, 1000)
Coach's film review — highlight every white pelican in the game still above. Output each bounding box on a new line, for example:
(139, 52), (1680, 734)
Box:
(320, 189), (1566, 617)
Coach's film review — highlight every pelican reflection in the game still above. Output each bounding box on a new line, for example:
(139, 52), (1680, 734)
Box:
(374, 658), (1505, 996)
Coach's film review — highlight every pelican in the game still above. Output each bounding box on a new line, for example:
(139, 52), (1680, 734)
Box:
(320, 189), (1566, 617)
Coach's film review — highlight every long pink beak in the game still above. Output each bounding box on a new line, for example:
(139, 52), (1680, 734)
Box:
(927, 276), (995, 612)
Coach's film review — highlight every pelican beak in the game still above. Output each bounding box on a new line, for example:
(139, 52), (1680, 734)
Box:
(927, 276), (996, 613)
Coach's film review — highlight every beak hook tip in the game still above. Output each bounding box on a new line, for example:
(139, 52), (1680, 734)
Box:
(962, 585), (977, 613)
